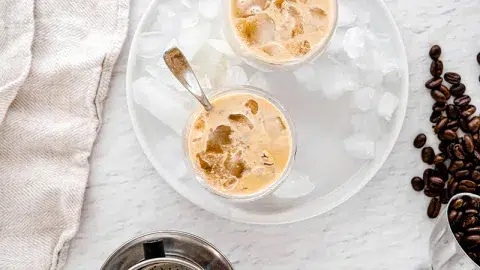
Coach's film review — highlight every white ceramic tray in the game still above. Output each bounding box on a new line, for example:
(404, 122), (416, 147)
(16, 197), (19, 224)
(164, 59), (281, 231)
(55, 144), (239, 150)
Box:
(126, 0), (409, 224)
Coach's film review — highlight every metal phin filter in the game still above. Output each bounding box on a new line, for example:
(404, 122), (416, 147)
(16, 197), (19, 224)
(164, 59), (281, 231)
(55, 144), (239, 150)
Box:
(101, 231), (234, 270)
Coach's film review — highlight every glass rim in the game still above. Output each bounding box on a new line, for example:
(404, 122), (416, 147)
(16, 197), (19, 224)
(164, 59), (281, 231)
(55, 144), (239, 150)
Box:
(222, 0), (339, 71)
(182, 85), (297, 203)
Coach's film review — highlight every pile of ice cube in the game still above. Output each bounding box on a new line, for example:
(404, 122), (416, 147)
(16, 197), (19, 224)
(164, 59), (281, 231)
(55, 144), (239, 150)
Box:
(132, 0), (403, 161)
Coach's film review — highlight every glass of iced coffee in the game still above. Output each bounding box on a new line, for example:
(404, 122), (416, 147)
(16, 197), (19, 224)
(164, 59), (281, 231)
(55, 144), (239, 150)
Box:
(184, 86), (296, 202)
(223, 0), (338, 70)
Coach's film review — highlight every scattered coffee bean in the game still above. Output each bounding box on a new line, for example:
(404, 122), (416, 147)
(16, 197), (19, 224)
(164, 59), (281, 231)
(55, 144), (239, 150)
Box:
(429, 45), (442, 60)
(461, 105), (476, 118)
(443, 129), (457, 141)
(433, 153), (446, 165)
(427, 197), (441, 218)
(433, 102), (446, 112)
(434, 117), (448, 133)
(424, 168), (434, 185)
(472, 171), (480, 182)
(460, 118), (471, 133)
(445, 72), (462, 84)
(450, 83), (466, 97)
(430, 111), (442, 123)
(469, 117), (480, 133)
(431, 90), (447, 103)
(411, 177), (424, 191)
(426, 77), (443, 90)
(430, 176), (445, 189)
(422, 147), (435, 164)
(424, 186), (441, 198)
(477, 52), (480, 65)
(453, 144), (466, 160)
(430, 60), (444, 77)
(449, 160), (465, 173)
(440, 189), (450, 204)
(413, 134), (427, 148)
(446, 120), (459, 130)
(464, 135), (475, 153)
(454, 95), (471, 107)
(438, 84), (451, 100)
(446, 104), (459, 120)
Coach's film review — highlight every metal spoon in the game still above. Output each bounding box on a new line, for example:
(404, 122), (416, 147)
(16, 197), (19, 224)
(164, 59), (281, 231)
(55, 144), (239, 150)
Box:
(163, 47), (213, 111)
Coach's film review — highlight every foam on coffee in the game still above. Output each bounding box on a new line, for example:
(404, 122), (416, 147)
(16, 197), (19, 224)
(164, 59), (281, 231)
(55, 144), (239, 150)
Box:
(187, 92), (292, 197)
(230, 0), (336, 63)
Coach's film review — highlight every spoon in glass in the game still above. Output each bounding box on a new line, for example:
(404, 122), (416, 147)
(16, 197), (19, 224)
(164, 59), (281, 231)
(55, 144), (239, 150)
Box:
(163, 47), (213, 111)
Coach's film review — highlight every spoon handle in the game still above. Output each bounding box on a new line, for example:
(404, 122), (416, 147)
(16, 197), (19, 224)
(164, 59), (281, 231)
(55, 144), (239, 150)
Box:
(163, 47), (213, 111)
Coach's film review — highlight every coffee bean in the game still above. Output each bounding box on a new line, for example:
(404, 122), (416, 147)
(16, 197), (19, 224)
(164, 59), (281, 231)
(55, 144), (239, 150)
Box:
(440, 189), (450, 204)
(446, 104), (459, 120)
(433, 102), (446, 112)
(477, 52), (480, 65)
(455, 232), (464, 241)
(439, 85), (451, 100)
(452, 198), (465, 210)
(422, 147), (435, 164)
(446, 120), (459, 130)
(449, 160), (465, 172)
(430, 176), (445, 189)
(434, 118), (448, 133)
(445, 72), (461, 84)
(463, 216), (479, 229)
(429, 45), (442, 60)
(465, 162), (474, 171)
(429, 111), (442, 124)
(413, 134), (427, 148)
(455, 170), (471, 179)
(433, 153), (446, 165)
(460, 118), (471, 133)
(472, 171), (480, 182)
(469, 117), (480, 133)
(443, 129), (457, 141)
(430, 60), (444, 77)
(426, 77), (443, 90)
(450, 83), (466, 97)
(424, 168), (434, 185)
(458, 180), (477, 193)
(431, 90), (447, 103)
(466, 209), (479, 216)
(464, 235), (480, 248)
(453, 144), (466, 160)
(449, 209), (460, 223)
(424, 186), (442, 197)
(427, 197), (441, 218)
(464, 135), (475, 153)
(467, 227), (480, 234)
(461, 105), (476, 118)
(474, 150), (480, 161)
(439, 141), (449, 153)
(411, 177), (424, 191)
(454, 95), (471, 107)
(448, 181), (459, 197)
(436, 163), (449, 180)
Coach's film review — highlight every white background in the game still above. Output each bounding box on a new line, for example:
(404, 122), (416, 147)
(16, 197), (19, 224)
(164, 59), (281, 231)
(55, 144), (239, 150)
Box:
(65, 0), (480, 269)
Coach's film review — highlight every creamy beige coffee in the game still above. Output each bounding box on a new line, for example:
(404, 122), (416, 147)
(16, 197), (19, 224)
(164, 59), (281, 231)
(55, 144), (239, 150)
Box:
(187, 92), (292, 197)
(230, 0), (336, 63)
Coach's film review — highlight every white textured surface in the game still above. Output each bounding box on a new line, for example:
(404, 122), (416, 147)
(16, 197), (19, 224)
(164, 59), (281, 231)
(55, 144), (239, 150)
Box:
(65, 0), (480, 269)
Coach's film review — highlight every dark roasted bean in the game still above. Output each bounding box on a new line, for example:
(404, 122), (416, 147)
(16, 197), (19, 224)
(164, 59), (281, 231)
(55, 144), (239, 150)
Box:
(422, 147), (435, 164)
(460, 118), (471, 133)
(430, 111), (442, 123)
(434, 118), (448, 133)
(443, 129), (457, 140)
(413, 134), (427, 148)
(427, 197), (441, 218)
(429, 45), (442, 60)
(431, 90), (447, 103)
(454, 95), (472, 107)
(453, 144), (466, 160)
(445, 72), (461, 84)
(450, 83), (466, 97)
(430, 176), (445, 189)
(426, 77), (443, 89)
(464, 134), (475, 153)
(433, 153), (446, 165)
(461, 105), (476, 118)
(433, 102), (447, 112)
(411, 177), (424, 191)
(446, 104), (459, 120)
(424, 186), (442, 197)
(455, 170), (471, 179)
(449, 160), (465, 172)
(472, 171), (480, 182)
(469, 117), (480, 133)
(430, 60), (444, 77)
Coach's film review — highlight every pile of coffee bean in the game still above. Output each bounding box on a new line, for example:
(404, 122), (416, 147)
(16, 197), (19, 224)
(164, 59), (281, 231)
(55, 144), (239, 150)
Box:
(411, 45), (480, 218)
(448, 195), (480, 265)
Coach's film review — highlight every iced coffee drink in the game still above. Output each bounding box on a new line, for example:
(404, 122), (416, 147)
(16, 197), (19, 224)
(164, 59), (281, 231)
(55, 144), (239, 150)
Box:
(186, 90), (293, 198)
(227, 0), (337, 65)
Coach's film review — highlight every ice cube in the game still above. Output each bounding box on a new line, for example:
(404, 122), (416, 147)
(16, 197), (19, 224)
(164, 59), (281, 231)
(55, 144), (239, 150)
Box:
(180, 10), (200, 28)
(207, 39), (236, 57)
(137, 32), (170, 58)
(191, 43), (224, 82)
(293, 64), (316, 84)
(145, 64), (185, 91)
(343, 27), (367, 59)
(199, 0), (221, 19)
(248, 71), (270, 91)
(273, 170), (315, 199)
(326, 28), (346, 56)
(314, 64), (359, 98)
(360, 68), (383, 87)
(224, 66), (249, 86)
(382, 60), (401, 86)
(351, 87), (376, 112)
(178, 22), (212, 60)
(132, 77), (190, 135)
(351, 112), (383, 140)
(155, 135), (187, 179)
(344, 134), (375, 160)
(338, 2), (356, 28)
(377, 92), (399, 121)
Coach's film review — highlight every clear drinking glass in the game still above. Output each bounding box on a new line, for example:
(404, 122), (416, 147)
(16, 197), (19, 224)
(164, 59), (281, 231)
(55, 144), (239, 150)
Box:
(183, 85), (297, 203)
(222, 0), (339, 72)
(430, 193), (480, 270)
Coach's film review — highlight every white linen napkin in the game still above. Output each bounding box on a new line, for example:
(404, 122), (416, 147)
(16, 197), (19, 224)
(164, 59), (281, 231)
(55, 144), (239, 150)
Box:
(0, 0), (129, 269)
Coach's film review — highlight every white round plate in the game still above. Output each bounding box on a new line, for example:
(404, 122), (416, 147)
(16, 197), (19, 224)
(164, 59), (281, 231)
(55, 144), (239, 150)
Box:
(126, 0), (409, 224)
